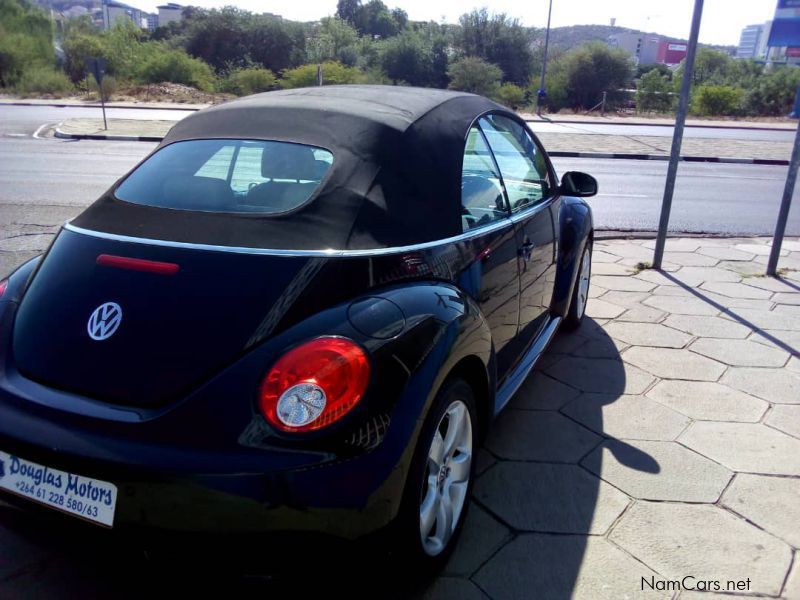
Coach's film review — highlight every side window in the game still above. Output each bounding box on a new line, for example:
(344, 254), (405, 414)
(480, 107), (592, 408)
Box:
(461, 126), (508, 232)
(479, 114), (552, 212)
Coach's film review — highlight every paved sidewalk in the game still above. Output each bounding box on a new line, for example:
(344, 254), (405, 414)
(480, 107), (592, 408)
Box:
(52, 117), (796, 163)
(0, 237), (798, 598)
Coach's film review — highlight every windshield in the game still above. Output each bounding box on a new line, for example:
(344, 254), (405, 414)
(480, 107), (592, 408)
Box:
(114, 139), (333, 214)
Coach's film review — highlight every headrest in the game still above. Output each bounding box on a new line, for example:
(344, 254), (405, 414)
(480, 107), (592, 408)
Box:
(261, 144), (320, 181)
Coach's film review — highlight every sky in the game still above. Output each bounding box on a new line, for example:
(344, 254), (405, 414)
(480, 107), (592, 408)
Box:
(138, 0), (780, 46)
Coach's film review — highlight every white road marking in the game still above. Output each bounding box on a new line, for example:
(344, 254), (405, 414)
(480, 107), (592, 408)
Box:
(596, 193), (650, 198)
(33, 122), (54, 139)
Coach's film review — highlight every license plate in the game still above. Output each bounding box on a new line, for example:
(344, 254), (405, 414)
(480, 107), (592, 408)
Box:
(0, 451), (117, 527)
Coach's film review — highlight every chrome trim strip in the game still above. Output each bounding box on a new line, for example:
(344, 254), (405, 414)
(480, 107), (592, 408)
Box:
(63, 218), (515, 257)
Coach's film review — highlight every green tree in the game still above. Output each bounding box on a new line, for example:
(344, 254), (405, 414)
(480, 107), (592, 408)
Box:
(307, 17), (359, 64)
(455, 9), (533, 86)
(546, 42), (632, 110)
(636, 69), (674, 113)
(0, 0), (55, 87)
(379, 31), (432, 85)
(447, 56), (502, 97)
(744, 66), (800, 116)
(62, 32), (104, 83)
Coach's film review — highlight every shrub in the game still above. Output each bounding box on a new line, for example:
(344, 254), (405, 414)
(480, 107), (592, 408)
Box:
(447, 56), (502, 98)
(222, 67), (276, 96)
(497, 83), (524, 109)
(136, 49), (216, 92)
(84, 74), (118, 100)
(279, 61), (364, 88)
(636, 69), (674, 113)
(15, 66), (74, 97)
(692, 85), (744, 116)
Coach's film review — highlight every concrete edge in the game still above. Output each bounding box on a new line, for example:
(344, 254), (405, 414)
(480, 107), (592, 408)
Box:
(1, 100), (203, 111)
(53, 127), (163, 143)
(523, 115), (797, 132)
(50, 128), (790, 166)
(549, 151), (789, 166)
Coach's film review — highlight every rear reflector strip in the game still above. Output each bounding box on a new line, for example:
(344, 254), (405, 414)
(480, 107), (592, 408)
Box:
(97, 254), (180, 275)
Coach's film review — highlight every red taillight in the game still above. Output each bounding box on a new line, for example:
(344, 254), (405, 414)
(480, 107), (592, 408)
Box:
(259, 337), (370, 432)
(0, 279), (7, 298)
(97, 254), (179, 275)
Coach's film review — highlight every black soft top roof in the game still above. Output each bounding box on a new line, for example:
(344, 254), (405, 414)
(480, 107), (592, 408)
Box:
(73, 85), (508, 251)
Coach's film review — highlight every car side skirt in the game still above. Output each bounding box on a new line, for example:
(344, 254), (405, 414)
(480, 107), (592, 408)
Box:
(494, 314), (562, 415)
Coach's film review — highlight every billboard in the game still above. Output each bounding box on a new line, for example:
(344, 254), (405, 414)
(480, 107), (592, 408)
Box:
(768, 0), (800, 47)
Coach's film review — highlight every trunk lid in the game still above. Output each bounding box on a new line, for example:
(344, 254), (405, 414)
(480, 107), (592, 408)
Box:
(12, 229), (324, 407)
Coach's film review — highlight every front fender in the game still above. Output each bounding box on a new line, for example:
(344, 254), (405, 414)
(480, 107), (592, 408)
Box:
(551, 196), (593, 317)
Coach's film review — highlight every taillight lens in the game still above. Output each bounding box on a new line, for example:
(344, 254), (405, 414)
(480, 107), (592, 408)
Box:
(0, 279), (7, 298)
(259, 337), (370, 432)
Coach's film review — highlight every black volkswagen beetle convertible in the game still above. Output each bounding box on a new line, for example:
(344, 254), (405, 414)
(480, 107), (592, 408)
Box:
(0, 86), (595, 569)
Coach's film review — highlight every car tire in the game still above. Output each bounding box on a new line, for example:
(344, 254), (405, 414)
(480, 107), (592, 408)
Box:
(564, 241), (592, 330)
(394, 377), (477, 574)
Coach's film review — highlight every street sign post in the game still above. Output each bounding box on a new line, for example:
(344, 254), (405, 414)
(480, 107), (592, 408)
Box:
(86, 57), (108, 130)
(767, 106), (800, 276)
(652, 0), (704, 270)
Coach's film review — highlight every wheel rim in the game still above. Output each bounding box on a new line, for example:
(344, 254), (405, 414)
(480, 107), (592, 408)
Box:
(576, 247), (591, 318)
(419, 399), (472, 557)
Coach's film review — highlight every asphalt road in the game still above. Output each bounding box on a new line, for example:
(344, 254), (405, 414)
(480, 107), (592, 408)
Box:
(0, 105), (798, 236)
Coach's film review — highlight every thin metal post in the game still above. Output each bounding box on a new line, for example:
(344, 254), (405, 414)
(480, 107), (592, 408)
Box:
(601, 91), (607, 115)
(767, 119), (800, 276)
(99, 83), (107, 130)
(536, 0), (553, 116)
(652, 0), (704, 270)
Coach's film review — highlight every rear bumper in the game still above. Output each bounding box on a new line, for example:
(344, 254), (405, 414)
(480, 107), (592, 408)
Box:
(0, 425), (403, 537)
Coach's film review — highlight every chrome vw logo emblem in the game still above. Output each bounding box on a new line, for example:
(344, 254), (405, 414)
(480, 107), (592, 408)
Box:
(87, 302), (122, 341)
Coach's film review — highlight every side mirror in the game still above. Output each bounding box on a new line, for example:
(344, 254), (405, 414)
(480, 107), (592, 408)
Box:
(560, 171), (598, 197)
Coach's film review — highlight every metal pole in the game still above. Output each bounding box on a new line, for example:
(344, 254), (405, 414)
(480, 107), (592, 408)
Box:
(100, 84), (107, 130)
(601, 91), (607, 116)
(767, 119), (800, 276)
(652, 0), (704, 270)
(536, 0), (553, 116)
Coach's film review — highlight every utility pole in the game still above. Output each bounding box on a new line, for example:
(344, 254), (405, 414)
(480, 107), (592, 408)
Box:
(536, 0), (553, 117)
(652, 0), (704, 270)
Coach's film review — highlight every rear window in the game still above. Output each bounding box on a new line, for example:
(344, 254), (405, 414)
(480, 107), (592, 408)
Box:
(114, 139), (333, 214)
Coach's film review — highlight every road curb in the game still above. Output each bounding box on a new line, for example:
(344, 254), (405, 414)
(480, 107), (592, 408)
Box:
(1, 100), (202, 111)
(548, 150), (789, 166)
(53, 128), (164, 142)
(523, 116), (796, 132)
(50, 128), (791, 166)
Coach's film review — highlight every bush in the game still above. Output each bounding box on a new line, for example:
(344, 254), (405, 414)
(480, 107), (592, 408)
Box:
(497, 83), (524, 109)
(15, 66), (73, 97)
(84, 74), (117, 100)
(692, 85), (744, 116)
(636, 69), (674, 113)
(279, 61), (364, 88)
(222, 67), (276, 96)
(447, 56), (502, 98)
(136, 49), (216, 92)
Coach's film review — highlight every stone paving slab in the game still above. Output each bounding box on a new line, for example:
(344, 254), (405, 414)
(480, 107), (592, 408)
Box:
(1, 235), (800, 599)
(721, 474), (800, 548)
(609, 502), (792, 597)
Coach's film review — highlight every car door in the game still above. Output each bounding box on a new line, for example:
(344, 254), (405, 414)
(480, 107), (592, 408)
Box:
(459, 124), (521, 382)
(479, 114), (557, 349)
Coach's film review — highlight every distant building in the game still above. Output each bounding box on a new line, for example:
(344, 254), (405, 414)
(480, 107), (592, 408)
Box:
(607, 33), (687, 66)
(145, 12), (158, 31)
(738, 23), (769, 59)
(101, 0), (143, 30)
(157, 3), (183, 27)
